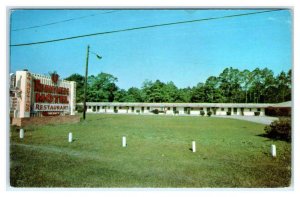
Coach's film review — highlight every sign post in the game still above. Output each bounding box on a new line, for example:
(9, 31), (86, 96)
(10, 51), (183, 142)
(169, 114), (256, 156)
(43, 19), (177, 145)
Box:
(83, 45), (90, 120)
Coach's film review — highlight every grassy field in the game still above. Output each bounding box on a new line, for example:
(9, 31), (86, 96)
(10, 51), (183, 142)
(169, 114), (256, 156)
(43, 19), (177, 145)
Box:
(10, 114), (291, 188)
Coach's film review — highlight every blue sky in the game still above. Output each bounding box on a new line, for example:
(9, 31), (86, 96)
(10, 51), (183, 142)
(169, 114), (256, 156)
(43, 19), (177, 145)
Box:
(10, 9), (292, 89)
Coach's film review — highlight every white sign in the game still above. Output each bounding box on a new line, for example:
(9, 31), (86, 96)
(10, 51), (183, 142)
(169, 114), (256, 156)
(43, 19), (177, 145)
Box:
(33, 103), (69, 112)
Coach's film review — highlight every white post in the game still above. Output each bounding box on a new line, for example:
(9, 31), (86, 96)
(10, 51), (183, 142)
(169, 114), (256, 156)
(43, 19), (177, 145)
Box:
(271, 144), (276, 157)
(192, 141), (196, 153)
(68, 132), (73, 143)
(122, 136), (126, 147)
(19, 128), (24, 139)
(70, 81), (76, 115)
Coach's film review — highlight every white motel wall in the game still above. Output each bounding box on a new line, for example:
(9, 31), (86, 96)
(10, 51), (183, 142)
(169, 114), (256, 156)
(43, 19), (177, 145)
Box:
(77, 102), (291, 117)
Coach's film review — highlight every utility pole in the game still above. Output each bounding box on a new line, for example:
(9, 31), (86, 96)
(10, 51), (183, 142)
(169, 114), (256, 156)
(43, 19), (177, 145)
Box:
(83, 45), (90, 120)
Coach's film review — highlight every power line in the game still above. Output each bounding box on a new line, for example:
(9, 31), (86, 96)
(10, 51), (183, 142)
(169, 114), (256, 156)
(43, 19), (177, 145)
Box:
(10, 9), (284, 47)
(11, 10), (120, 32)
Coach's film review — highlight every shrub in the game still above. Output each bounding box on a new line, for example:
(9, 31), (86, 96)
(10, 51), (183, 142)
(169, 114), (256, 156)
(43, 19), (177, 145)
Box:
(264, 117), (291, 142)
(114, 109), (118, 113)
(254, 111), (260, 116)
(207, 111), (212, 117)
(174, 110), (179, 114)
(226, 111), (231, 116)
(151, 109), (159, 114)
(200, 110), (205, 116)
(76, 105), (84, 113)
(92, 107), (96, 112)
(136, 110), (140, 113)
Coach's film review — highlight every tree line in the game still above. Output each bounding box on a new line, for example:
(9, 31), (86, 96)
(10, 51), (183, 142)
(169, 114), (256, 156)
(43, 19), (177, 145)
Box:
(65, 67), (291, 104)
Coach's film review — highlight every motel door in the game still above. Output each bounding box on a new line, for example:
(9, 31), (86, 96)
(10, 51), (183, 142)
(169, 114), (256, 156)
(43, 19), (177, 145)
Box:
(212, 107), (217, 115)
(233, 108), (237, 115)
(184, 107), (191, 115)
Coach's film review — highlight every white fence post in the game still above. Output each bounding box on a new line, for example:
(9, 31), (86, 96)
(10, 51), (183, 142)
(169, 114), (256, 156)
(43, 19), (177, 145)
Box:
(192, 141), (196, 153)
(122, 136), (126, 147)
(271, 144), (276, 157)
(20, 128), (24, 139)
(68, 132), (73, 143)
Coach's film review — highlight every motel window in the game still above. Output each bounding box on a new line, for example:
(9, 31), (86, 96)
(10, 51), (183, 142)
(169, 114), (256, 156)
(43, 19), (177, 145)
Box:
(102, 106), (105, 109)
(173, 107), (177, 111)
(88, 106), (91, 109)
(207, 107), (211, 112)
(167, 107), (170, 110)
(200, 107), (203, 110)
(257, 108), (261, 112)
(233, 108), (237, 114)
(147, 107), (150, 110)
(221, 108), (224, 111)
(131, 107), (134, 110)
(97, 106), (100, 110)
(249, 108), (252, 111)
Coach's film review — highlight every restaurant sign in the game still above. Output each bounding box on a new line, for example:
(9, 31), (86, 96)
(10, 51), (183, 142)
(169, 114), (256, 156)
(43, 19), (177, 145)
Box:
(33, 103), (69, 111)
(33, 74), (70, 115)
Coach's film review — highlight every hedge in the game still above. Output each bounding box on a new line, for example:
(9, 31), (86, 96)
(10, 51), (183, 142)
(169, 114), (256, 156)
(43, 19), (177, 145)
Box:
(265, 107), (291, 117)
(264, 117), (291, 142)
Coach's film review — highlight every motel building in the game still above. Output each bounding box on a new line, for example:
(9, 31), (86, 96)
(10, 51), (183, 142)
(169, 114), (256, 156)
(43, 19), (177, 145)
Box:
(80, 101), (291, 117)
(9, 70), (78, 126)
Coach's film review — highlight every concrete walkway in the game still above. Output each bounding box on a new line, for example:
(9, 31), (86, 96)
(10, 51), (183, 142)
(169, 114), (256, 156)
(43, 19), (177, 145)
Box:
(215, 115), (279, 125)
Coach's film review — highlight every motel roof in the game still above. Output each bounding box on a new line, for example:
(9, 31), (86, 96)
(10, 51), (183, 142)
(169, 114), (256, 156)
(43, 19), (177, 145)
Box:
(80, 102), (292, 108)
(275, 101), (292, 108)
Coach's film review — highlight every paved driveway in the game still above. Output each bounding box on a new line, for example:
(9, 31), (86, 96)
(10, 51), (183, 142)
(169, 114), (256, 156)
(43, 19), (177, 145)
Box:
(215, 115), (279, 125)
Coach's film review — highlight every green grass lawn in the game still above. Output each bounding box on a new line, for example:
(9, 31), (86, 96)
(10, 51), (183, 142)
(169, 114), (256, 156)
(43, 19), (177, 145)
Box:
(10, 114), (291, 188)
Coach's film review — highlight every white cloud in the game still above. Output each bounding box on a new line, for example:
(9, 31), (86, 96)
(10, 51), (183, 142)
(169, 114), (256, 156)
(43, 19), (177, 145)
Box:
(267, 17), (276, 21)
(267, 16), (291, 25)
